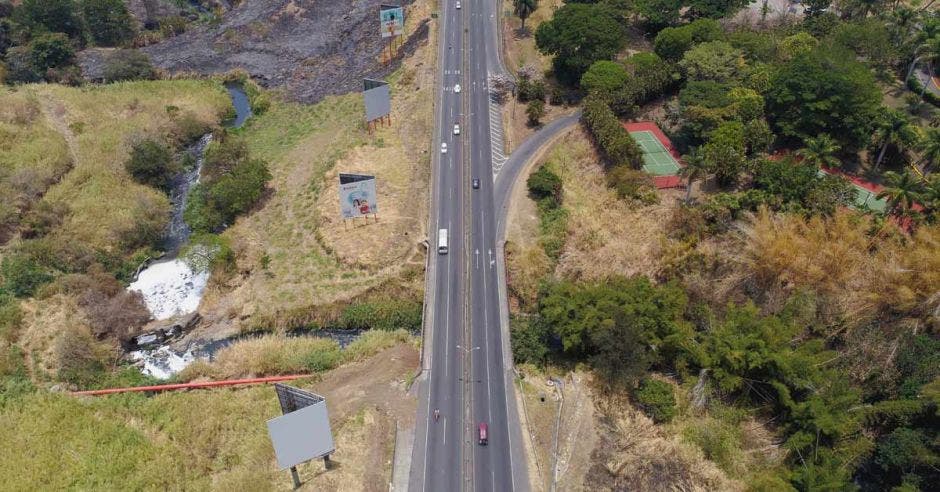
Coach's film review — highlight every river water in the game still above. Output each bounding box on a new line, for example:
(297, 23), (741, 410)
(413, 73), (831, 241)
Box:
(127, 84), (249, 376)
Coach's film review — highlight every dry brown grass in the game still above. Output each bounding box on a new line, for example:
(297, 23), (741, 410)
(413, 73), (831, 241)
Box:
(738, 210), (940, 329)
(550, 129), (680, 282)
(179, 330), (414, 381)
(17, 294), (110, 379)
(501, 0), (558, 74)
(588, 393), (744, 492)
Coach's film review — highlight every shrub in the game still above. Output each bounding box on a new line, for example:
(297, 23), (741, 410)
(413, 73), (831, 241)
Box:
(54, 265), (150, 340)
(526, 99), (545, 126)
(53, 327), (114, 387)
(581, 96), (643, 168)
(171, 111), (212, 144)
(581, 60), (629, 95)
(102, 49), (156, 82)
(682, 417), (743, 472)
(81, 0), (135, 46)
(20, 201), (69, 239)
(510, 316), (550, 365)
(0, 293), (21, 342)
(304, 348), (342, 372)
(28, 32), (75, 73)
(339, 299), (422, 332)
(124, 138), (178, 191)
(15, 0), (85, 41)
(3, 46), (41, 83)
(1, 254), (52, 297)
(607, 166), (657, 203)
(653, 18), (722, 61)
(527, 165), (562, 201)
(635, 377), (677, 423)
(184, 137), (271, 233)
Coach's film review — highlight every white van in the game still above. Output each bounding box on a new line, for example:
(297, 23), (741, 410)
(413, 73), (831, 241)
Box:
(438, 228), (448, 255)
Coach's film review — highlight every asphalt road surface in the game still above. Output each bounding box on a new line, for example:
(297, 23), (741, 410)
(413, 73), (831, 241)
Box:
(409, 0), (531, 490)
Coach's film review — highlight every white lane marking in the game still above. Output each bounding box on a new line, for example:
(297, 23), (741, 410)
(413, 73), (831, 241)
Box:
(481, 210), (493, 425)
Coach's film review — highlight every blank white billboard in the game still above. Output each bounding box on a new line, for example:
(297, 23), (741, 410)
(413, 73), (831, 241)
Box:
(267, 401), (335, 470)
(364, 79), (391, 122)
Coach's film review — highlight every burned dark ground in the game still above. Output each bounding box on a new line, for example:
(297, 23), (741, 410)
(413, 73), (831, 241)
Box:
(141, 0), (428, 103)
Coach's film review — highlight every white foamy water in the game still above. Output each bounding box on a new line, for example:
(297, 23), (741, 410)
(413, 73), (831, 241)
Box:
(130, 345), (200, 380)
(128, 259), (208, 320)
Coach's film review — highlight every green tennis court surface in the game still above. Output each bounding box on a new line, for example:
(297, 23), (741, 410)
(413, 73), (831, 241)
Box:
(630, 130), (682, 176)
(816, 170), (888, 213)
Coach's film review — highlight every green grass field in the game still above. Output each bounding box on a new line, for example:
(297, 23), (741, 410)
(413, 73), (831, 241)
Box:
(0, 330), (415, 490)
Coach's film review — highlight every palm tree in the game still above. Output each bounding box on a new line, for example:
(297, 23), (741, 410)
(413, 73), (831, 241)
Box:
(918, 127), (940, 174)
(922, 175), (940, 215)
(907, 35), (940, 97)
(872, 110), (919, 172)
(796, 134), (841, 170)
(679, 147), (710, 203)
(513, 0), (538, 32)
(877, 171), (924, 215)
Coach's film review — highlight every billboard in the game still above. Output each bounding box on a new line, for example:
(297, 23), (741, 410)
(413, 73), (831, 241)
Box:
(339, 173), (378, 219)
(380, 5), (404, 38)
(267, 398), (335, 469)
(363, 79), (391, 122)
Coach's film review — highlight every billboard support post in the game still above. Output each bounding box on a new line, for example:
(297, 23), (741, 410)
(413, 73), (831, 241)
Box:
(290, 467), (301, 489)
(267, 384), (335, 489)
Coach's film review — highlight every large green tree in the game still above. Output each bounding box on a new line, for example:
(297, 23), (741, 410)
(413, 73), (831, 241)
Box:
(917, 127), (940, 173)
(513, 0), (537, 31)
(872, 109), (919, 171)
(687, 0), (749, 19)
(678, 40), (747, 83)
(81, 0), (135, 46)
(766, 47), (882, 150)
(797, 134), (841, 169)
(679, 147), (710, 203)
(634, 0), (682, 28)
(14, 0), (84, 40)
(580, 60), (629, 95)
(877, 171), (923, 215)
(704, 121), (746, 186)
(535, 3), (625, 85)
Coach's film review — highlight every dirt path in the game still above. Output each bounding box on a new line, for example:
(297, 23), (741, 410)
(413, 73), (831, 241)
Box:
(37, 95), (80, 167)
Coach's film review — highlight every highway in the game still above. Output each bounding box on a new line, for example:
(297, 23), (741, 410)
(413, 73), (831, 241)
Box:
(408, 0), (529, 489)
(408, 0), (466, 488)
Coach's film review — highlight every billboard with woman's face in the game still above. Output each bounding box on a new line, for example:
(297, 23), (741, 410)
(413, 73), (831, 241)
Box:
(339, 173), (378, 218)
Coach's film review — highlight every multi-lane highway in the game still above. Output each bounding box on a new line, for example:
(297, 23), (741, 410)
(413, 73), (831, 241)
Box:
(409, 0), (529, 489)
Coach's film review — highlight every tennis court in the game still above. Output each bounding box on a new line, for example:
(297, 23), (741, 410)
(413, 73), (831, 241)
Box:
(816, 170), (888, 213)
(630, 130), (682, 176)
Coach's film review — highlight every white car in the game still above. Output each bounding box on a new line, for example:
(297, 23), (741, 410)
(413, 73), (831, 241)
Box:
(456, 1), (461, 8)
(454, 124), (460, 135)
(441, 142), (448, 153)
(454, 84), (461, 93)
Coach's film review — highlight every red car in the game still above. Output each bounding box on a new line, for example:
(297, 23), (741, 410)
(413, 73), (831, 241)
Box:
(478, 422), (488, 445)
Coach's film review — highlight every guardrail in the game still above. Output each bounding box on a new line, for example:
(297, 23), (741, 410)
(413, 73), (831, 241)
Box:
(71, 374), (310, 396)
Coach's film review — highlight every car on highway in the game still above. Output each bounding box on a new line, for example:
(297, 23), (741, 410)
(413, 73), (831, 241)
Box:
(454, 84), (461, 93)
(454, 124), (460, 135)
(472, 178), (480, 189)
(456, 1), (461, 8)
(441, 142), (447, 153)
(478, 422), (488, 445)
